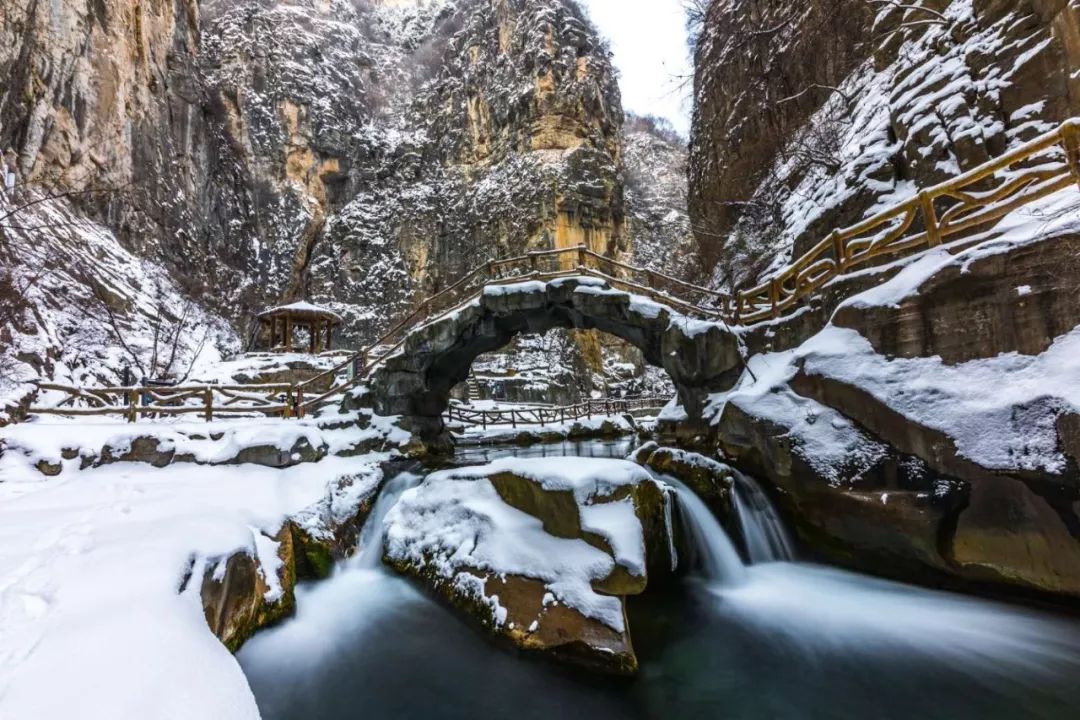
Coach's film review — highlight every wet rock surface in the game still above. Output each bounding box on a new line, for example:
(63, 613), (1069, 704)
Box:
(692, 231), (1080, 603)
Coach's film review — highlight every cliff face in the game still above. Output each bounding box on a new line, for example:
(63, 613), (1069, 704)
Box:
(2, 0), (696, 404)
(0, 0), (210, 261)
(690, 0), (1080, 288)
(301, 0), (628, 342)
(624, 117), (699, 281)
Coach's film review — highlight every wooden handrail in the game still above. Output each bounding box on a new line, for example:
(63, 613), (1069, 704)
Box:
(734, 118), (1080, 323)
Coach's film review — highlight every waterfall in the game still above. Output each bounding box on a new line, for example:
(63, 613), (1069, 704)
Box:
(348, 471), (423, 570)
(731, 471), (795, 564)
(663, 476), (746, 585)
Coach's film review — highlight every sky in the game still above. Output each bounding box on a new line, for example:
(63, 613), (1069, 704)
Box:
(578, 0), (694, 137)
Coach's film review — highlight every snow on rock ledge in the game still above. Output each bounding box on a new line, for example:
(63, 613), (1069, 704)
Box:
(383, 457), (674, 674)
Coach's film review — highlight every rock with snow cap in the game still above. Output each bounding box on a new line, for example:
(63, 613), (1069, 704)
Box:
(382, 457), (675, 674)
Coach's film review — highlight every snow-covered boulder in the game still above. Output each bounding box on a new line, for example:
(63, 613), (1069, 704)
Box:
(383, 457), (675, 674)
(632, 443), (737, 536)
(699, 225), (1080, 602)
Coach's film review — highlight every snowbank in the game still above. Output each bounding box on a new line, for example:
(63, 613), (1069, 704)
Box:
(0, 450), (388, 719)
(0, 412), (410, 476)
(454, 413), (637, 445)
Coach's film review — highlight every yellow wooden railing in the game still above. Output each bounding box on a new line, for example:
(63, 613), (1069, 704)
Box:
(27, 118), (1080, 422)
(733, 119), (1080, 322)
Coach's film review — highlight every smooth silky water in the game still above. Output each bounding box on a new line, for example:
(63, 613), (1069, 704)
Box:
(239, 440), (1080, 719)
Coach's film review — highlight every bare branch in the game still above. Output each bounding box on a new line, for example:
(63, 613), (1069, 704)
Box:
(868, 0), (948, 21)
(776, 83), (852, 107)
(0, 183), (135, 226)
(749, 17), (794, 37)
(80, 275), (148, 378)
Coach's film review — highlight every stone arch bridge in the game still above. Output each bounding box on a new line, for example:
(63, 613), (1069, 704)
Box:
(365, 275), (743, 449)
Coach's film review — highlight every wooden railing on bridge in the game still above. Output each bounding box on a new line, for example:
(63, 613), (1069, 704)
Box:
(27, 118), (1080, 422)
(445, 397), (670, 430)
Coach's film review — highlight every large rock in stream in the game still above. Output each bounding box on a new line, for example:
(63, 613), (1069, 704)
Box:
(382, 457), (675, 674)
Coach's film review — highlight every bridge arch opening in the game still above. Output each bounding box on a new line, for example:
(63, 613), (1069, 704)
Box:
(368, 277), (744, 451)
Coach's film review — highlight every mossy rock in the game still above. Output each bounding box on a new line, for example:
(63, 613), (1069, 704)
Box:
(632, 444), (737, 536)
(200, 527), (298, 653)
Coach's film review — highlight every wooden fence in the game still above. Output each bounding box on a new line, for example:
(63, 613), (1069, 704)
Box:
(27, 118), (1080, 422)
(734, 119), (1080, 322)
(445, 397), (670, 430)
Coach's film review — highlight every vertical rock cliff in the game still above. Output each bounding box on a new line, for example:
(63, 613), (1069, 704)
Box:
(689, 0), (1080, 288)
(1, 0), (698, 408)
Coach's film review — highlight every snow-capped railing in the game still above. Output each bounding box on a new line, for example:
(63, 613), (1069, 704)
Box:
(734, 118), (1080, 323)
(445, 396), (670, 430)
(30, 382), (300, 421)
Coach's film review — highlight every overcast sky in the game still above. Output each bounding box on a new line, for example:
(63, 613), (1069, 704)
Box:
(578, 0), (694, 137)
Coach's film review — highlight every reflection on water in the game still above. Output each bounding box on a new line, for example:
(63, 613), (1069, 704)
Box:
(239, 441), (1080, 720)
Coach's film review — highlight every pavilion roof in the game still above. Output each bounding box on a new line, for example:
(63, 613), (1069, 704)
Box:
(258, 300), (342, 323)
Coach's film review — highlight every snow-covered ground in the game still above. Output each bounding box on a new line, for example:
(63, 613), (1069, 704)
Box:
(0, 450), (389, 719)
(0, 412), (409, 476)
(0, 407), (408, 719)
(0, 195), (239, 424)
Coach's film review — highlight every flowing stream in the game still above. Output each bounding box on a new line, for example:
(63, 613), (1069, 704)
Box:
(239, 440), (1080, 720)
(731, 469), (796, 563)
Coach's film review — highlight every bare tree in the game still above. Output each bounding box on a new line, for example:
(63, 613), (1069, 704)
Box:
(77, 273), (210, 384)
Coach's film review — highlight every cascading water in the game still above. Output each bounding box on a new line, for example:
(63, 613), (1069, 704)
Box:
(240, 441), (1080, 720)
(348, 471), (423, 570)
(731, 470), (795, 563)
(661, 475), (746, 584)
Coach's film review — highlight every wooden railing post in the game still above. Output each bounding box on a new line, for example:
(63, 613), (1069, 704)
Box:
(283, 386), (293, 419)
(127, 389), (138, 423)
(577, 244), (586, 269)
(1063, 120), (1080, 189)
(296, 387), (305, 419)
(831, 230), (846, 272)
(919, 191), (942, 247)
(769, 279), (780, 319)
(529, 252), (538, 273)
(203, 388), (213, 422)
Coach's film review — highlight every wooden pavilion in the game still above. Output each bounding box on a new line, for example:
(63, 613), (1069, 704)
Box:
(256, 301), (342, 353)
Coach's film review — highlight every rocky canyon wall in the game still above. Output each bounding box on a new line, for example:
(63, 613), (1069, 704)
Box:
(690, 0), (1080, 289)
(0, 0), (699, 403)
(685, 0), (1080, 606)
